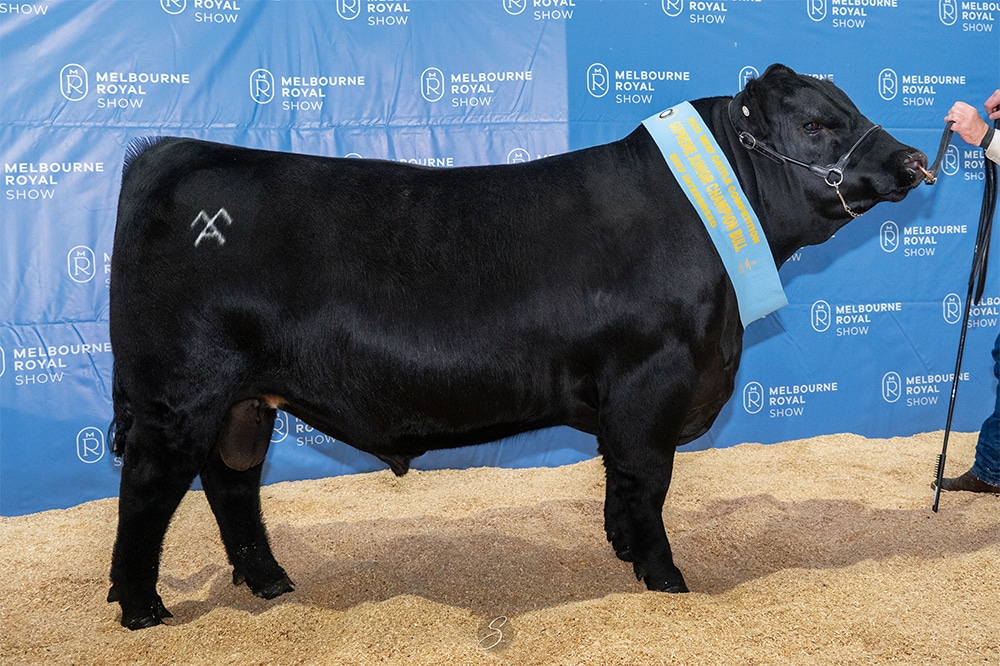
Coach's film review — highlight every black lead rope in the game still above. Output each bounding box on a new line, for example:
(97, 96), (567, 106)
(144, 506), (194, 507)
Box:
(931, 116), (999, 513)
(921, 120), (954, 185)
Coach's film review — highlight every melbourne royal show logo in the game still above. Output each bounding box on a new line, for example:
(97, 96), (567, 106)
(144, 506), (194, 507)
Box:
(507, 148), (531, 164)
(67, 246), (96, 283)
(878, 68), (898, 101)
(743, 381), (764, 414)
(250, 68), (275, 104)
(882, 372), (901, 403)
(808, 0), (899, 28)
(76, 426), (106, 463)
(271, 411), (289, 443)
(939, 0), (997, 30)
(879, 67), (968, 108)
(60, 64), (88, 101)
(662, 0), (683, 17)
(338, 0), (361, 20)
(942, 293), (962, 325)
(943, 145), (960, 176)
(337, 0), (410, 25)
(161, 0), (242, 22)
(811, 300), (832, 332)
(738, 66), (759, 91)
(880, 221), (899, 252)
(586, 63), (609, 98)
(421, 67), (444, 102)
(160, 0), (185, 14)
(807, 0), (826, 22)
(939, 0), (958, 24)
(419, 66), (531, 108)
(61, 63), (191, 109)
(503, 0), (526, 15)
(663, 0), (733, 24)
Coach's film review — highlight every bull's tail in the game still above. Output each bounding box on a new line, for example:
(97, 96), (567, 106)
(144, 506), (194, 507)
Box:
(121, 136), (168, 181)
(108, 365), (134, 457)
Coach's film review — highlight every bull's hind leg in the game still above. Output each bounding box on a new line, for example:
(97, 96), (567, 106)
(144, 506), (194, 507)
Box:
(200, 453), (294, 599)
(109, 420), (208, 629)
(200, 399), (293, 600)
(599, 372), (689, 593)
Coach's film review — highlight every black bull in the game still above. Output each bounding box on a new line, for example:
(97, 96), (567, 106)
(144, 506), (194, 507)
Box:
(107, 64), (926, 629)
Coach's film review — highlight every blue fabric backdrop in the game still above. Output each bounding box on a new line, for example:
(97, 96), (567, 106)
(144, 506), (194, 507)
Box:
(2, 0), (999, 515)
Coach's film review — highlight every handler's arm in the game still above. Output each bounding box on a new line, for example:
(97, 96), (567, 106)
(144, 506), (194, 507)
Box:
(984, 90), (1000, 165)
(985, 130), (1000, 165)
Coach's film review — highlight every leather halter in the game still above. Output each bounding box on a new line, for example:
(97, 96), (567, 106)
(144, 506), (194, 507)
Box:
(727, 95), (883, 217)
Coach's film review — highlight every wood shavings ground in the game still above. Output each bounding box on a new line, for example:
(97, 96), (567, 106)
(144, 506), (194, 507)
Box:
(1, 431), (998, 665)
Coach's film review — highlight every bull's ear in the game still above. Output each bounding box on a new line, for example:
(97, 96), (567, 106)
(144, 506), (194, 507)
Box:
(762, 63), (796, 79)
(739, 76), (771, 137)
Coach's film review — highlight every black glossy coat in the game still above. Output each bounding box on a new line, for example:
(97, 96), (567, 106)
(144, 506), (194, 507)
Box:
(107, 64), (926, 629)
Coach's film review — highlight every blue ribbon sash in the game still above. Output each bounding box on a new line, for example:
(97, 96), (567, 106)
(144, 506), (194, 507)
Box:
(642, 102), (787, 327)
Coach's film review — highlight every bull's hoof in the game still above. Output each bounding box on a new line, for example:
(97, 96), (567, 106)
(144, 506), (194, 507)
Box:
(125, 612), (165, 631)
(108, 584), (173, 630)
(233, 568), (295, 600)
(643, 574), (689, 593)
(250, 574), (295, 600)
(652, 580), (690, 594)
(633, 566), (689, 594)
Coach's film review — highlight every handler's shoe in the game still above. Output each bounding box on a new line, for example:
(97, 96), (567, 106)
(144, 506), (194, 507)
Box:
(935, 470), (1000, 494)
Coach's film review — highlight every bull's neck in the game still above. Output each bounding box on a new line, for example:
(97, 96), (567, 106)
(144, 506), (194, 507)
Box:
(690, 97), (813, 269)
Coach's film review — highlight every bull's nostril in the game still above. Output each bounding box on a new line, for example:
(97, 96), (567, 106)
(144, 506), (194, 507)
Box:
(901, 151), (929, 182)
(907, 150), (929, 170)
(899, 150), (930, 186)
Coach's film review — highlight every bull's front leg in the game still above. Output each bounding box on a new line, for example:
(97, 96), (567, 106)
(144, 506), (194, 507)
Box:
(598, 370), (689, 593)
(602, 457), (687, 592)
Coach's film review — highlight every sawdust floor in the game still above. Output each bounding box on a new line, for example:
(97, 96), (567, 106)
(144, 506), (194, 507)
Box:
(2, 431), (999, 665)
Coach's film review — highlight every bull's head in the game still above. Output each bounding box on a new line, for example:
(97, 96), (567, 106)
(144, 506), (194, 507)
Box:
(732, 64), (926, 235)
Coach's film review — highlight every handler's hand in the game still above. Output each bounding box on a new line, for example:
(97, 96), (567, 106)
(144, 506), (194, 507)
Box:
(985, 89), (1000, 120)
(946, 101), (989, 147)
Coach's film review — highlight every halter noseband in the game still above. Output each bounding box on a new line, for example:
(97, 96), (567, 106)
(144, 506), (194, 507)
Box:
(727, 96), (882, 218)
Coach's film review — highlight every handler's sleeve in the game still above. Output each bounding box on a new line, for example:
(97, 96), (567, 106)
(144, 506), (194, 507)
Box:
(982, 128), (1000, 165)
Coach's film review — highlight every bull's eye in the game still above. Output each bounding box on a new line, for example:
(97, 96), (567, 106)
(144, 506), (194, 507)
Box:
(803, 122), (825, 134)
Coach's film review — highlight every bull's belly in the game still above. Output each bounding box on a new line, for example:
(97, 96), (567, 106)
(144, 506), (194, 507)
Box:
(112, 287), (737, 457)
(270, 348), (732, 457)
(271, 379), (597, 459)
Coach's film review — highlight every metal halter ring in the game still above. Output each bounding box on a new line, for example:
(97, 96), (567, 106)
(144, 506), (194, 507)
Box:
(824, 168), (844, 188)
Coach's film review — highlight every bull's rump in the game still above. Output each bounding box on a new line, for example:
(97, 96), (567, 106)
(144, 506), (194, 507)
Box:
(109, 136), (732, 453)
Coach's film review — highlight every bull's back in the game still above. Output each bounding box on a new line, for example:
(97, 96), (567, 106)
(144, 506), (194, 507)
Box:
(112, 136), (691, 331)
